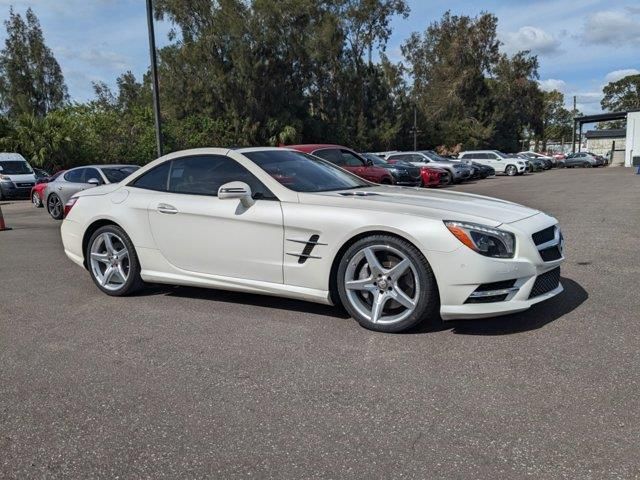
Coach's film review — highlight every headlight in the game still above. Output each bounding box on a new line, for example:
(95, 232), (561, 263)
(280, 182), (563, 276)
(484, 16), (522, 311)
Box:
(0, 175), (11, 181)
(444, 221), (516, 258)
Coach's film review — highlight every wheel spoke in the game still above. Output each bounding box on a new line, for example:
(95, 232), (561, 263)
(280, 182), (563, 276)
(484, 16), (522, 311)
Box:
(116, 264), (128, 283)
(391, 288), (416, 310)
(101, 266), (115, 286)
(103, 234), (116, 254)
(363, 247), (384, 276)
(115, 248), (128, 261)
(370, 292), (390, 323)
(91, 252), (110, 264)
(345, 277), (376, 291)
(387, 258), (410, 279)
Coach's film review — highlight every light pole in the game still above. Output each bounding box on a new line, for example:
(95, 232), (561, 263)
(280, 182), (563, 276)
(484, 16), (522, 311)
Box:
(146, 0), (163, 157)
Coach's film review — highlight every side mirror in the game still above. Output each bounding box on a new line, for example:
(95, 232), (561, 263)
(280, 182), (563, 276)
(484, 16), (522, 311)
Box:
(218, 181), (254, 208)
(87, 178), (101, 186)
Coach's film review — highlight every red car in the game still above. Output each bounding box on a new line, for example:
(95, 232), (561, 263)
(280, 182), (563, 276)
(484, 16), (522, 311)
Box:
(386, 158), (445, 187)
(286, 144), (394, 184)
(31, 170), (65, 208)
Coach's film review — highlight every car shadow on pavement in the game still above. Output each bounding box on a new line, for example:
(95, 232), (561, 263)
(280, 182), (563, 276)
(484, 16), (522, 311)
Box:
(439, 277), (588, 336)
(138, 284), (351, 319)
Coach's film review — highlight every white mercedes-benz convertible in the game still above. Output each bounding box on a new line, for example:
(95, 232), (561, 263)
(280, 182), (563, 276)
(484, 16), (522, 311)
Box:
(61, 147), (564, 332)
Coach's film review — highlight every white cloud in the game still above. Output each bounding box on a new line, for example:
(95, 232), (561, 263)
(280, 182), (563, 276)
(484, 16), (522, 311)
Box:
(582, 11), (640, 45)
(604, 69), (640, 84)
(501, 26), (561, 56)
(55, 46), (130, 71)
(539, 79), (567, 92)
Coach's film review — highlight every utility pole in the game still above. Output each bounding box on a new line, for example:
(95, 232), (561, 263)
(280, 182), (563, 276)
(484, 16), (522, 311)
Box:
(146, 0), (163, 158)
(571, 95), (577, 154)
(409, 106), (421, 151)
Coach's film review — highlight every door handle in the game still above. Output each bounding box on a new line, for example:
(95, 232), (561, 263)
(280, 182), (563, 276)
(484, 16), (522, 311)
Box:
(157, 203), (178, 214)
(57, 186), (62, 191)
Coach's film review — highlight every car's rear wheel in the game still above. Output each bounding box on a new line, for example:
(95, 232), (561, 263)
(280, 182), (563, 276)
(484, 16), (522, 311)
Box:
(32, 192), (42, 208)
(87, 225), (144, 296)
(505, 165), (517, 176)
(337, 235), (439, 333)
(47, 194), (63, 220)
(583, 162), (592, 168)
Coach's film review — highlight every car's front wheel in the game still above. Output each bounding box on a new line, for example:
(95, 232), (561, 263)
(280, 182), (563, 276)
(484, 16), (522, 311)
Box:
(583, 162), (592, 168)
(47, 194), (63, 220)
(442, 171), (453, 185)
(505, 165), (517, 176)
(337, 235), (439, 333)
(87, 225), (144, 296)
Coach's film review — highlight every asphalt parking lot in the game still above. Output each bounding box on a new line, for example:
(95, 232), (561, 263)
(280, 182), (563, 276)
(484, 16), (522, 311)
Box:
(1, 167), (639, 479)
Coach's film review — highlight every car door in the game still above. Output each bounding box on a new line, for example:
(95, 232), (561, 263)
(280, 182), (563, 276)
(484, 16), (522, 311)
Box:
(142, 154), (284, 283)
(487, 153), (508, 172)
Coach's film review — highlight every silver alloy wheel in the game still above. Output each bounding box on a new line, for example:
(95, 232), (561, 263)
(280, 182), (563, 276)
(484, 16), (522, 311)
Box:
(32, 192), (41, 207)
(506, 165), (517, 176)
(344, 245), (420, 325)
(48, 195), (62, 218)
(89, 232), (130, 291)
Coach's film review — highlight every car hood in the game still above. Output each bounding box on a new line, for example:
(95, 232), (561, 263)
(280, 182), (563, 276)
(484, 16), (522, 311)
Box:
(73, 183), (121, 197)
(308, 186), (540, 225)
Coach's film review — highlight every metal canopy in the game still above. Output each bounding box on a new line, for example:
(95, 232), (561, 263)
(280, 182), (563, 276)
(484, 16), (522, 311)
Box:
(572, 109), (640, 153)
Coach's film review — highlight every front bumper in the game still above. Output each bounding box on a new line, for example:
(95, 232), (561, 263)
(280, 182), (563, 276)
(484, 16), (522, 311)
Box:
(425, 215), (564, 320)
(0, 181), (34, 199)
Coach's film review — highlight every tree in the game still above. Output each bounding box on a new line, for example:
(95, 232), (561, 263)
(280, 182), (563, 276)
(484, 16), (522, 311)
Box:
(537, 90), (572, 148)
(0, 7), (68, 117)
(401, 12), (501, 149)
(601, 74), (640, 112)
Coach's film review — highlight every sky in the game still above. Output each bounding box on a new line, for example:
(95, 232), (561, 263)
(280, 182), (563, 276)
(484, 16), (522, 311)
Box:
(0, 0), (638, 115)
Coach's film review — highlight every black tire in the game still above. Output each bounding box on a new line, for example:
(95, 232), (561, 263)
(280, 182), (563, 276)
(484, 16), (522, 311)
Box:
(86, 225), (145, 296)
(442, 171), (454, 185)
(505, 165), (517, 176)
(336, 234), (440, 333)
(47, 193), (64, 220)
(380, 178), (392, 185)
(583, 162), (592, 168)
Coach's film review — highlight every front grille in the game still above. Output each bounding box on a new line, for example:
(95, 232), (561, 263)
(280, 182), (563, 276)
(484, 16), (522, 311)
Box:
(529, 267), (561, 299)
(532, 226), (555, 246)
(539, 246), (562, 261)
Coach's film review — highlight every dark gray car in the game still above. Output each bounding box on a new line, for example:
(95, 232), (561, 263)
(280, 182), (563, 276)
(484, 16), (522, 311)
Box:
(45, 164), (139, 219)
(562, 153), (603, 168)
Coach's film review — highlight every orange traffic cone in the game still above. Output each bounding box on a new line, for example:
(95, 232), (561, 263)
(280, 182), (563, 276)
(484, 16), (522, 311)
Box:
(0, 203), (12, 231)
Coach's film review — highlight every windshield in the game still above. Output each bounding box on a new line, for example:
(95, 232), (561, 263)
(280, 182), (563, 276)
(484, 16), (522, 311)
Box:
(420, 151), (454, 163)
(245, 150), (370, 192)
(0, 160), (33, 175)
(363, 154), (390, 167)
(100, 166), (140, 183)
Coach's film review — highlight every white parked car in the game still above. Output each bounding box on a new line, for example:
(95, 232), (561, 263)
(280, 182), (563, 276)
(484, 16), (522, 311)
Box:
(61, 148), (565, 333)
(458, 150), (527, 176)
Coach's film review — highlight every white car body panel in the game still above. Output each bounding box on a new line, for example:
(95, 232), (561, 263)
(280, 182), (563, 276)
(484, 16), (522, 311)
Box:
(459, 150), (527, 174)
(61, 147), (564, 320)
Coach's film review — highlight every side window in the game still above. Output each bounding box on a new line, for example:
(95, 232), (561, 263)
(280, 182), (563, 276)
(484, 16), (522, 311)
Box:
(131, 161), (170, 191)
(340, 150), (365, 167)
(313, 149), (344, 166)
(64, 168), (86, 183)
(168, 155), (275, 200)
(474, 153), (487, 160)
(84, 167), (102, 184)
(411, 154), (427, 162)
(486, 153), (498, 160)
